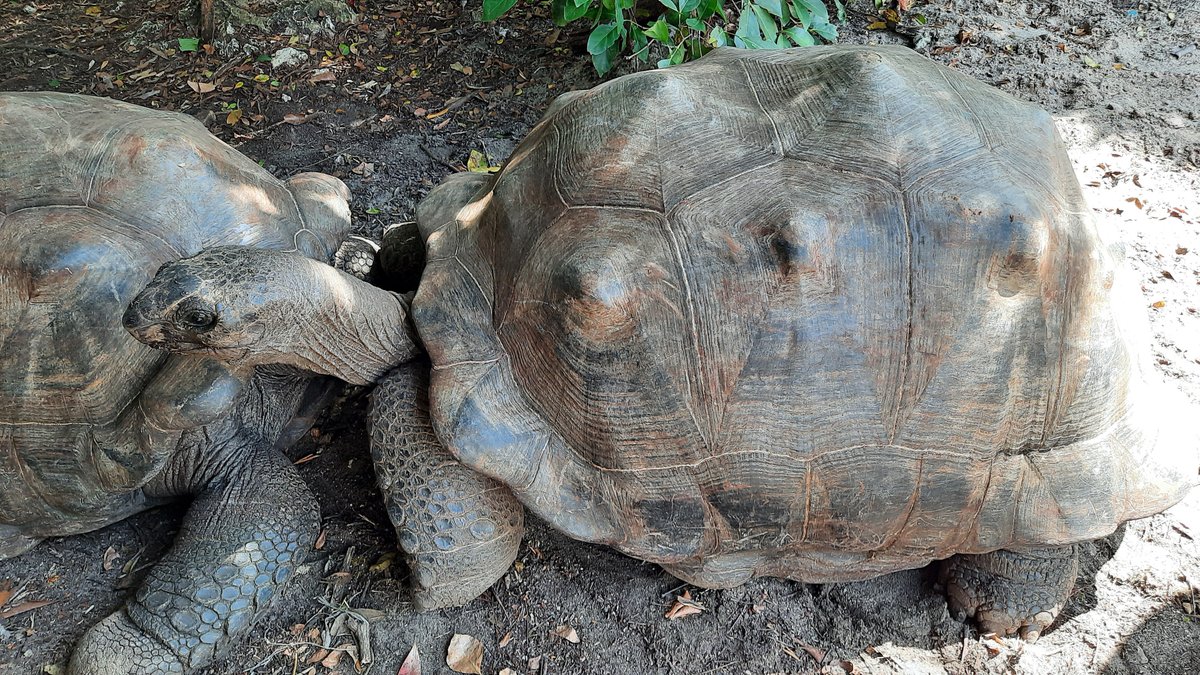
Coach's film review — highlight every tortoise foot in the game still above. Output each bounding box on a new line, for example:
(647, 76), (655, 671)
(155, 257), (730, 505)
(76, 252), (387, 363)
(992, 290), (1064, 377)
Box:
(69, 611), (184, 674)
(941, 545), (1078, 641)
(334, 236), (380, 282)
(371, 360), (524, 610)
(70, 446), (317, 673)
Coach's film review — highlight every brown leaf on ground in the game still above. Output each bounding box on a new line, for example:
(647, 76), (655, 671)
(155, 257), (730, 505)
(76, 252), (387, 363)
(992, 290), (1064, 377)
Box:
(101, 546), (120, 571)
(314, 529), (327, 550)
(498, 632), (512, 648)
(665, 590), (705, 620)
(796, 640), (826, 663)
(398, 644), (421, 675)
(898, 0), (912, 10)
(320, 648), (341, 669)
(283, 112), (312, 125)
(552, 624), (580, 643)
(0, 600), (53, 620)
(187, 80), (216, 93)
(0, 579), (13, 607)
(446, 634), (483, 674)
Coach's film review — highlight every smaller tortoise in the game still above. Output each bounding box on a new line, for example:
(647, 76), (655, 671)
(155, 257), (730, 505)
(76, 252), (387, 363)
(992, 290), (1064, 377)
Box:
(0, 92), (353, 673)
(125, 46), (1199, 641)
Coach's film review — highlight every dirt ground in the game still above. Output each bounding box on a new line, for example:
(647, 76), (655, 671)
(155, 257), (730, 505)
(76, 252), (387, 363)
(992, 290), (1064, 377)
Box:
(1, 1), (1199, 674)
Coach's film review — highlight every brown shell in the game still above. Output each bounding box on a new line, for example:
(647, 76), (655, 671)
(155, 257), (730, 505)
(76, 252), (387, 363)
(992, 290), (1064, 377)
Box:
(413, 47), (1198, 583)
(0, 92), (351, 533)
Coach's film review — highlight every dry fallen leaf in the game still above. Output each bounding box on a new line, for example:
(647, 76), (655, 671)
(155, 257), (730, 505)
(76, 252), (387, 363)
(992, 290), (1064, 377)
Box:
(1152, 300), (1167, 309)
(187, 80), (216, 94)
(796, 641), (826, 663)
(552, 624), (580, 643)
(102, 546), (120, 571)
(498, 669), (516, 675)
(498, 632), (512, 648)
(283, 112), (311, 125)
(320, 648), (341, 669)
(446, 634), (483, 674)
(398, 644), (421, 675)
(226, 109), (243, 126)
(0, 580), (12, 607)
(528, 655), (542, 672)
(0, 600), (52, 620)
(665, 590), (705, 620)
(313, 529), (327, 551)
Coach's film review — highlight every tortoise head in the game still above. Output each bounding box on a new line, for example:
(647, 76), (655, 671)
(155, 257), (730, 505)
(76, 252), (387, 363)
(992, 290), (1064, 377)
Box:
(123, 246), (312, 363)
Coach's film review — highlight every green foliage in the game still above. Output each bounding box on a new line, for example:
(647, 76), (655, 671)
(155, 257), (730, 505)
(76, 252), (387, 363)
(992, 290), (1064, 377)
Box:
(483, 0), (845, 75)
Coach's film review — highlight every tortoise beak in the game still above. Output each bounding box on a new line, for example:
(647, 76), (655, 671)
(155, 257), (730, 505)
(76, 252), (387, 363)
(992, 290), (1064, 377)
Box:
(122, 301), (168, 348)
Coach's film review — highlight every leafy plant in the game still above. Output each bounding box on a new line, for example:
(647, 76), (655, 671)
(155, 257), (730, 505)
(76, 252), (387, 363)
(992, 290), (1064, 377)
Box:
(482, 0), (846, 74)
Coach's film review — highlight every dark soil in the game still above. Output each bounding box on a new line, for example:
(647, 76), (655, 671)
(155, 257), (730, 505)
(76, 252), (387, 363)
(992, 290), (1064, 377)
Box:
(2, 1), (1198, 674)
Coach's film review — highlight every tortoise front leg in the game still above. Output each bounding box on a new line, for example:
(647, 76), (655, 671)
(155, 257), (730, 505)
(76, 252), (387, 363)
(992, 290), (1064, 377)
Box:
(371, 360), (524, 610)
(940, 545), (1079, 642)
(69, 442), (317, 674)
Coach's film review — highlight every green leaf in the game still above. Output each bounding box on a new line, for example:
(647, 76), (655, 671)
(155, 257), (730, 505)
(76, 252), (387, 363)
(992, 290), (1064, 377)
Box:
(697, 0), (724, 19)
(752, 5), (778, 43)
(482, 0), (519, 21)
(587, 22), (621, 55)
(783, 25), (815, 46)
(658, 0), (679, 11)
(631, 28), (650, 61)
(366, 207), (381, 214)
(552, 0), (590, 24)
(644, 18), (671, 43)
(756, 0), (785, 18)
(708, 25), (730, 47)
(811, 19), (838, 42)
(833, 0), (847, 23)
(256, 54), (272, 62)
(339, 43), (350, 55)
(797, 0), (829, 23)
(790, 0), (812, 29)
(685, 17), (706, 32)
(678, 0), (702, 13)
(592, 45), (617, 74)
(177, 37), (199, 52)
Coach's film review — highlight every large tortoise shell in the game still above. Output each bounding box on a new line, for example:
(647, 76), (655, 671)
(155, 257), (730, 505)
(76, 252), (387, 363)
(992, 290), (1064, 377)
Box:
(413, 46), (1197, 582)
(0, 93), (350, 532)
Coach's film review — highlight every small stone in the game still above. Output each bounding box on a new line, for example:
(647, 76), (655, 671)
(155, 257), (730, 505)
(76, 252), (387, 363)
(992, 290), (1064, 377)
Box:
(271, 47), (308, 69)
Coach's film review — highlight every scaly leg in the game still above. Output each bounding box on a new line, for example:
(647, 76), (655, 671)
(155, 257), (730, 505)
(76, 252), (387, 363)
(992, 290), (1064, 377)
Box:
(370, 360), (523, 609)
(69, 444), (317, 673)
(941, 545), (1078, 642)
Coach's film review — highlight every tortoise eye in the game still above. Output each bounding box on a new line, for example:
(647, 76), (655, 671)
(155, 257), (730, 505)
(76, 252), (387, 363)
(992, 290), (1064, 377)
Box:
(180, 308), (217, 330)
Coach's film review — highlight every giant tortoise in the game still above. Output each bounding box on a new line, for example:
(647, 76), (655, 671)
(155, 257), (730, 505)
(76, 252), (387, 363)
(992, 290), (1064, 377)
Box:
(0, 92), (352, 673)
(125, 46), (1199, 642)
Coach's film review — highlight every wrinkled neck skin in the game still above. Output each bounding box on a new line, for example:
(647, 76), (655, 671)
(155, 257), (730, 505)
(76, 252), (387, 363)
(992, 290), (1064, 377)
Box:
(242, 261), (421, 385)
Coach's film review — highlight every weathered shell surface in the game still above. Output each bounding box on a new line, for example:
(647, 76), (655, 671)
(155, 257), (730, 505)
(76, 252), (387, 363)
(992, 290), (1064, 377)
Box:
(0, 93), (350, 533)
(413, 46), (1198, 583)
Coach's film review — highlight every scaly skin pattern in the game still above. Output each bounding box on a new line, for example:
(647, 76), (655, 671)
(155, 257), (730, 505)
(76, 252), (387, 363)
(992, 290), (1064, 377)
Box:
(68, 369), (320, 674)
(941, 545), (1079, 641)
(370, 360), (524, 609)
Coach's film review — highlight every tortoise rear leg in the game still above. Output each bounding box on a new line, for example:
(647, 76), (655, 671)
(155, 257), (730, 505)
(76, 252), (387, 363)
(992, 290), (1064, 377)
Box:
(69, 442), (317, 674)
(371, 359), (523, 610)
(940, 545), (1078, 641)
